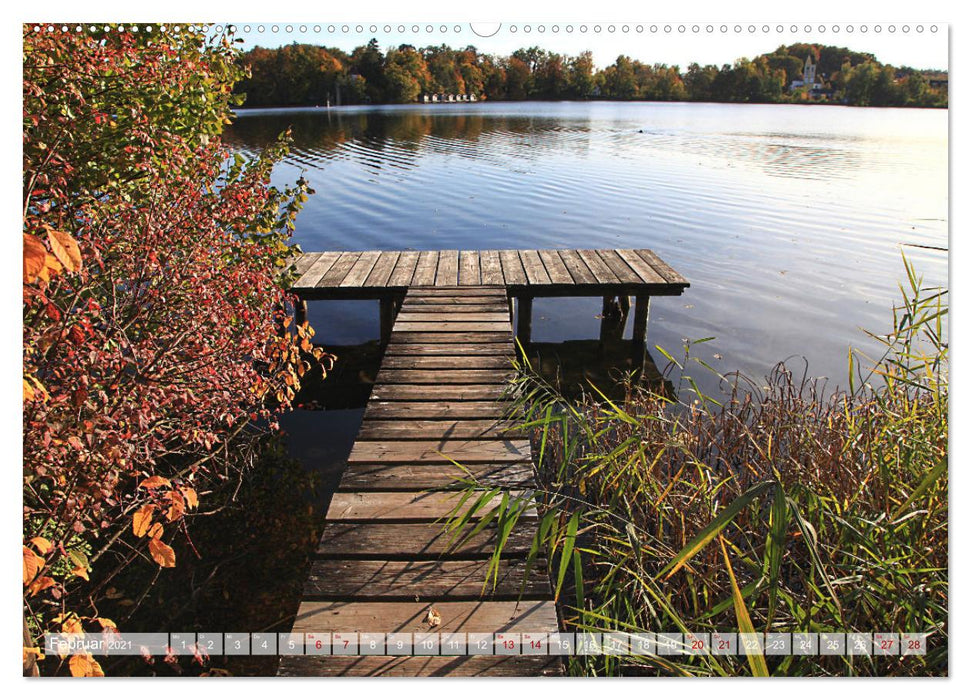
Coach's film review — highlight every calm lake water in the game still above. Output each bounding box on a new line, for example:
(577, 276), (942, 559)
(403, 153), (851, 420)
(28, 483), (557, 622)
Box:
(225, 101), (948, 473)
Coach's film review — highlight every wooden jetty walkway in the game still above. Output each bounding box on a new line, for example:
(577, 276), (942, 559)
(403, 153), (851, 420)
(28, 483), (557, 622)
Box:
(278, 249), (688, 677)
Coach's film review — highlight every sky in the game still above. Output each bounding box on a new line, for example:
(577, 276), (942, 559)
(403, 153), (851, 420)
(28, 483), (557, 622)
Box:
(230, 21), (948, 72)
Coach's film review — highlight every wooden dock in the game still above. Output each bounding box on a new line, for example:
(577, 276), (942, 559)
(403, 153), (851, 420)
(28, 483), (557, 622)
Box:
(278, 250), (688, 677)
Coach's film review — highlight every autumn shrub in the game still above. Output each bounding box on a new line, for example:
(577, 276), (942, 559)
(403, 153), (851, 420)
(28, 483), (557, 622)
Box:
(450, 256), (947, 677)
(23, 24), (330, 675)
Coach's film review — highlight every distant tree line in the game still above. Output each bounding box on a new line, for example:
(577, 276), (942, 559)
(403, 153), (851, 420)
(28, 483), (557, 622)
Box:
(236, 40), (947, 108)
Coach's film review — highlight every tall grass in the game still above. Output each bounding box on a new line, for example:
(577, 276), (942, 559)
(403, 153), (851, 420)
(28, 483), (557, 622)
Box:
(447, 256), (947, 676)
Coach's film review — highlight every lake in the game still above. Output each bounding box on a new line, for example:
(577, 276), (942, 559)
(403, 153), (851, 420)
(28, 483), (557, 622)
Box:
(224, 101), (948, 475)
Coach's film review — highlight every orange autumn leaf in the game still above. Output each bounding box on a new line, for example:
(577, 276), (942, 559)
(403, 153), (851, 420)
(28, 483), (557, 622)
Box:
(23, 646), (45, 664)
(23, 233), (47, 281)
(98, 618), (118, 631)
(28, 575), (56, 596)
(139, 475), (171, 490)
(166, 490), (186, 521)
(148, 537), (176, 568)
(180, 486), (199, 509)
(72, 565), (90, 581)
(23, 546), (44, 585)
(59, 615), (84, 635)
(132, 504), (155, 538)
(68, 653), (102, 677)
(146, 522), (163, 539)
(23, 379), (35, 401)
(30, 536), (54, 555)
(47, 228), (82, 272)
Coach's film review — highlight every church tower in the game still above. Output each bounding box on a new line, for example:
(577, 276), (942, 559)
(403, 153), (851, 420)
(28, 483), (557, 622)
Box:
(803, 54), (817, 87)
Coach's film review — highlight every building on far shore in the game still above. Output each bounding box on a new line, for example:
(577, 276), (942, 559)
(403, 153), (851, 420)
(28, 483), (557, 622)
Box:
(421, 93), (479, 103)
(789, 54), (835, 99)
(790, 54), (820, 91)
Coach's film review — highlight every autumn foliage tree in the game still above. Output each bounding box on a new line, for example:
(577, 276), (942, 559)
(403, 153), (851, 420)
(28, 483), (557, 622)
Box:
(23, 24), (331, 675)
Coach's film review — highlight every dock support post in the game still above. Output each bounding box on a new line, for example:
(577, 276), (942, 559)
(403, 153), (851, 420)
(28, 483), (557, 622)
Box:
(379, 296), (395, 346)
(295, 298), (308, 327)
(516, 296), (533, 346)
(632, 295), (651, 369)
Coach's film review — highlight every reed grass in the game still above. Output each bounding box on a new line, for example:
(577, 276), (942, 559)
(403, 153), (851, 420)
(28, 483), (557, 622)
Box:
(446, 255), (947, 676)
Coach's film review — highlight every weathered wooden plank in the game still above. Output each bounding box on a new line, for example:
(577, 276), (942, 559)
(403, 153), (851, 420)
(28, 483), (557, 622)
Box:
(292, 252), (320, 277)
(315, 521), (533, 559)
(339, 461), (533, 489)
(616, 249), (667, 285)
(347, 439), (531, 464)
(395, 312), (510, 322)
(519, 250), (552, 285)
(386, 250), (420, 286)
(411, 251), (440, 286)
(577, 249), (620, 284)
(356, 419), (522, 440)
(278, 654), (563, 678)
(364, 401), (510, 420)
(388, 332), (512, 344)
(380, 355), (513, 369)
(498, 249), (528, 285)
(557, 249), (598, 284)
(290, 600), (558, 634)
(324, 490), (535, 521)
(304, 558), (550, 600)
(406, 286), (504, 297)
(393, 321), (512, 333)
(635, 248), (690, 286)
(597, 249), (642, 284)
(538, 250), (573, 285)
(318, 251), (361, 287)
(294, 252), (338, 288)
(341, 251), (383, 287)
(479, 249), (504, 286)
(401, 296), (508, 309)
(369, 385), (506, 401)
(435, 250), (459, 286)
(458, 250), (481, 286)
(363, 251), (401, 287)
(384, 343), (513, 356)
(401, 299), (509, 318)
(375, 369), (514, 385)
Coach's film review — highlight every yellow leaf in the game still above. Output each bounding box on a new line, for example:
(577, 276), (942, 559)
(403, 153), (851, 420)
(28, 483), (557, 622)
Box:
(424, 606), (442, 628)
(132, 504), (155, 538)
(23, 646), (45, 664)
(23, 546), (44, 585)
(23, 379), (34, 402)
(97, 617), (117, 631)
(68, 654), (95, 677)
(30, 536), (54, 555)
(166, 490), (185, 522)
(139, 475), (171, 490)
(149, 537), (176, 568)
(27, 575), (55, 596)
(23, 233), (46, 281)
(60, 616), (84, 635)
(47, 228), (83, 273)
(181, 486), (199, 509)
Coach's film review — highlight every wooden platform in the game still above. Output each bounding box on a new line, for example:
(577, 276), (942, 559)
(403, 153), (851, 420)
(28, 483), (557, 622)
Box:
(278, 287), (563, 677)
(291, 248), (689, 298)
(279, 249), (688, 676)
